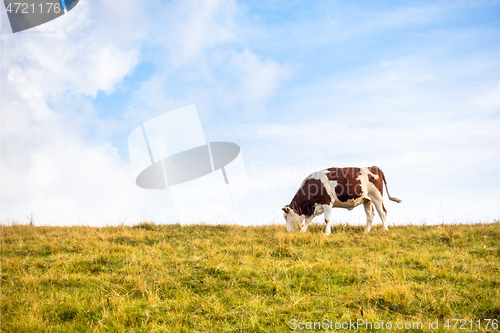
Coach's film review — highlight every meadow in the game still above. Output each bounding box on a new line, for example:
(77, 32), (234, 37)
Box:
(1, 222), (499, 332)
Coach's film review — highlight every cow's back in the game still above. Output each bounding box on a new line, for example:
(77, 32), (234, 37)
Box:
(289, 166), (386, 216)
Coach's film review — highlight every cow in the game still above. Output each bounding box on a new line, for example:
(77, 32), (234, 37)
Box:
(282, 166), (401, 234)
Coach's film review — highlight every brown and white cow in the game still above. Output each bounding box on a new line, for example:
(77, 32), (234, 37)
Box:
(282, 166), (401, 234)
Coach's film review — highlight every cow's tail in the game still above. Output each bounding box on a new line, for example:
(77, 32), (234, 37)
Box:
(382, 173), (402, 203)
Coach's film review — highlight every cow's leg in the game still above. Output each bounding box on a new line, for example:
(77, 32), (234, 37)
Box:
(363, 200), (375, 233)
(323, 205), (333, 235)
(372, 198), (389, 231)
(301, 216), (314, 232)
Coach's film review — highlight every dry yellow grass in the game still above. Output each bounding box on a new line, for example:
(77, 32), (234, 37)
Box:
(1, 222), (499, 332)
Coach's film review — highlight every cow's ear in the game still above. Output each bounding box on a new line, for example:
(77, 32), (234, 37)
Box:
(282, 206), (289, 213)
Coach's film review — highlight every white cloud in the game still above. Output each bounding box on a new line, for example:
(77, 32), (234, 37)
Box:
(1, 0), (293, 225)
(88, 44), (139, 95)
(478, 82), (500, 111)
(153, 0), (240, 66)
(0, 91), (133, 225)
(224, 50), (290, 101)
(0, 0), (146, 224)
(127, 50), (293, 125)
(1, 1), (141, 98)
(206, 49), (293, 115)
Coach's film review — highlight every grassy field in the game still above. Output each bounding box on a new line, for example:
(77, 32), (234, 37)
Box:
(1, 222), (499, 332)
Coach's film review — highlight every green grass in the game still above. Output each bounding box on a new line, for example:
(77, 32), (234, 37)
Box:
(1, 222), (499, 332)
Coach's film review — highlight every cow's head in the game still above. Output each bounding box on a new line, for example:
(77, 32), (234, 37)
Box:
(282, 205), (303, 232)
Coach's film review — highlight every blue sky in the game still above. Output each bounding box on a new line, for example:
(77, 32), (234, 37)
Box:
(1, 0), (499, 226)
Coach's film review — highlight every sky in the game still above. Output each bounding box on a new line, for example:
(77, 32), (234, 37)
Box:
(1, 0), (499, 227)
